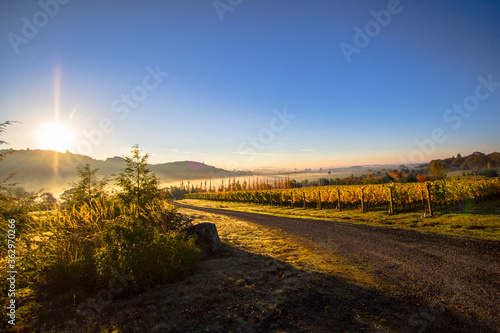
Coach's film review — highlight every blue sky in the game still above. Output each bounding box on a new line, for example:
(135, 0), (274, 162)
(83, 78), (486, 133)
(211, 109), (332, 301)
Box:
(1, 0), (499, 170)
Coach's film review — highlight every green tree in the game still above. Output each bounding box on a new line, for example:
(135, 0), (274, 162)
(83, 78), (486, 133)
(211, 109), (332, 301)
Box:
(429, 160), (447, 180)
(0, 121), (19, 201)
(61, 163), (107, 206)
(75, 164), (107, 200)
(36, 192), (58, 211)
(116, 145), (160, 206)
(168, 186), (188, 200)
(0, 121), (16, 163)
(39, 192), (57, 205)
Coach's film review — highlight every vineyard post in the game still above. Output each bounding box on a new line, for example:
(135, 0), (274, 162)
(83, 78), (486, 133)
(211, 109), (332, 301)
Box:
(426, 184), (433, 216)
(303, 191), (306, 209)
(337, 189), (341, 211)
(361, 188), (365, 213)
(389, 187), (394, 215)
(291, 192), (294, 208)
(279, 192), (283, 207)
(318, 191), (322, 210)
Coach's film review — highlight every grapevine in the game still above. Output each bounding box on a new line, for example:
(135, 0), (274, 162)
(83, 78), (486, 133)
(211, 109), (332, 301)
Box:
(187, 179), (500, 214)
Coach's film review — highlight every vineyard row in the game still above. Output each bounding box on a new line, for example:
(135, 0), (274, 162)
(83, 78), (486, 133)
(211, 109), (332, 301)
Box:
(186, 179), (500, 214)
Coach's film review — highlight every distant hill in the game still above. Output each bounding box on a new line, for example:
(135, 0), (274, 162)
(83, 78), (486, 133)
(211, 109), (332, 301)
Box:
(0, 149), (248, 195)
(433, 151), (500, 171)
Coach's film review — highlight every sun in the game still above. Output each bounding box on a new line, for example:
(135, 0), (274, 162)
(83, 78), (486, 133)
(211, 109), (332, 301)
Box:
(35, 122), (76, 153)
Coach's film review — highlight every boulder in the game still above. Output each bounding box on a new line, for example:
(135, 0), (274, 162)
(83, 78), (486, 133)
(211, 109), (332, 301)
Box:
(181, 222), (222, 259)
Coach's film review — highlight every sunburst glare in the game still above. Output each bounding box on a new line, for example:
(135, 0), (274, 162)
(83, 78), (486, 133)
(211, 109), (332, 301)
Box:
(35, 122), (76, 153)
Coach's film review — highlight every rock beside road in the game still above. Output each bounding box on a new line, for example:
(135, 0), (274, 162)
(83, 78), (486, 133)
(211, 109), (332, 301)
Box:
(182, 222), (222, 259)
(177, 203), (500, 332)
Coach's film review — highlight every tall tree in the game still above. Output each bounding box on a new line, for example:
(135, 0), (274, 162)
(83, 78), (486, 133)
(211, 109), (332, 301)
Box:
(0, 121), (15, 163)
(0, 121), (19, 201)
(429, 160), (447, 180)
(60, 163), (107, 206)
(116, 145), (160, 206)
(40, 192), (57, 205)
(74, 164), (107, 201)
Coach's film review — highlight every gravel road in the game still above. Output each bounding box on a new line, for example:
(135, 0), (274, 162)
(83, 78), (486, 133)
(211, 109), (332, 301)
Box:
(176, 203), (500, 332)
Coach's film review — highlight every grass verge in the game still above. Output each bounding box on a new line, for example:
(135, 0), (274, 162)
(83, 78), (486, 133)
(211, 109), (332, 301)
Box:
(178, 198), (500, 241)
(27, 207), (410, 332)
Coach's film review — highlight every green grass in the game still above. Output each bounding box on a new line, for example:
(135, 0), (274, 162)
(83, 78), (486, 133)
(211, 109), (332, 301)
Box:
(179, 198), (500, 241)
(0, 198), (197, 331)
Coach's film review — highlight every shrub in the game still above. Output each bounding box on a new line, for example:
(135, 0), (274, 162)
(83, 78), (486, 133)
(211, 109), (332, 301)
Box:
(20, 228), (97, 301)
(1, 193), (197, 320)
(142, 199), (193, 232)
(479, 169), (499, 178)
(94, 218), (200, 293)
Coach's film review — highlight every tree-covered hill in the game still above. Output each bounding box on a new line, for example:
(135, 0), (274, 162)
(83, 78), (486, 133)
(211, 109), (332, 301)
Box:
(0, 149), (248, 195)
(434, 152), (500, 171)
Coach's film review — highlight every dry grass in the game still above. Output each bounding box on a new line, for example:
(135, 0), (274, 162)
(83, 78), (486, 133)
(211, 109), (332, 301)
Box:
(188, 209), (378, 288)
(15, 197), (498, 331)
(28, 206), (401, 332)
(179, 198), (500, 241)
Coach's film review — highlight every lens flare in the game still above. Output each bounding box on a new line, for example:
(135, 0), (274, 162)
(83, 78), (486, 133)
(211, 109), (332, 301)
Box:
(35, 122), (76, 152)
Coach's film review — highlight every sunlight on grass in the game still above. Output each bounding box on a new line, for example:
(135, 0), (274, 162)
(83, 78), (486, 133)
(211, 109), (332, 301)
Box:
(178, 207), (380, 290)
(179, 199), (500, 241)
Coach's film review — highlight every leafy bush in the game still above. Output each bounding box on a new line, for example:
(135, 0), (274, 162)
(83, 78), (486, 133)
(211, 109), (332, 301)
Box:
(0, 138), (201, 329)
(27, 231), (96, 298)
(478, 169), (499, 178)
(94, 218), (200, 293)
(140, 199), (193, 232)
(14, 198), (194, 303)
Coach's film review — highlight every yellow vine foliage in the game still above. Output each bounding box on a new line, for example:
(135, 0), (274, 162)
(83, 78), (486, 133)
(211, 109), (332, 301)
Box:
(187, 179), (500, 207)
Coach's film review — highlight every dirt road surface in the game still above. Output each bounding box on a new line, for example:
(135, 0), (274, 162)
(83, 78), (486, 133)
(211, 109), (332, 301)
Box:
(176, 203), (500, 332)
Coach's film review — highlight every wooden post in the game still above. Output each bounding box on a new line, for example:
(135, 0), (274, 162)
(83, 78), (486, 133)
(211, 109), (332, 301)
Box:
(337, 189), (341, 211)
(389, 187), (394, 215)
(426, 184), (433, 216)
(280, 192), (283, 207)
(303, 191), (306, 209)
(361, 188), (365, 213)
(291, 192), (294, 208)
(318, 191), (322, 210)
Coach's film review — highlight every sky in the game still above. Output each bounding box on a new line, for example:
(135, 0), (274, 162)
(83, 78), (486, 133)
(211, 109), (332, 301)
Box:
(1, 0), (499, 170)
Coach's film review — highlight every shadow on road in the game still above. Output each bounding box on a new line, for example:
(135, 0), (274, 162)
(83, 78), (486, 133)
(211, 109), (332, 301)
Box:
(44, 242), (488, 332)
